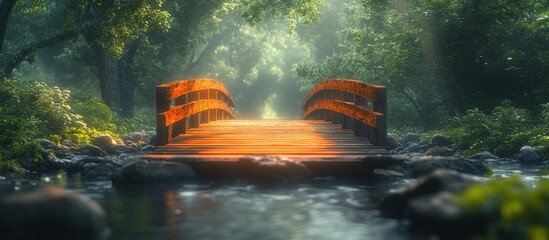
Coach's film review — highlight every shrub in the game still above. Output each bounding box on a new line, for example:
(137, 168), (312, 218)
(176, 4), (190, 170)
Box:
(454, 176), (549, 240)
(436, 101), (546, 157)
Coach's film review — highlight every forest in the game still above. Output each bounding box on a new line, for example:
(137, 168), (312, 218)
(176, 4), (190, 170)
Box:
(1, 0), (549, 239)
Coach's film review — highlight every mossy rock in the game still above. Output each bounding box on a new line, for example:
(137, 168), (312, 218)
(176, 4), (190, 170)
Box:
(425, 146), (454, 157)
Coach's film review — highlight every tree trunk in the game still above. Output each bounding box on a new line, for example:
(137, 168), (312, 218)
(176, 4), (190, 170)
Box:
(93, 43), (137, 118)
(0, 0), (18, 54)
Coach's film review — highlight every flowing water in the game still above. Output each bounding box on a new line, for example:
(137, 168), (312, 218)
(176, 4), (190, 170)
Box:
(0, 162), (546, 240)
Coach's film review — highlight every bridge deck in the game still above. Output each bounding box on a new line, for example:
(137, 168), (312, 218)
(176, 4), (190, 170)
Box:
(144, 119), (404, 178)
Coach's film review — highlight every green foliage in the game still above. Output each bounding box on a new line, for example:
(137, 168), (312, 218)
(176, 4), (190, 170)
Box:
(436, 102), (549, 157)
(295, 0), (549, 130)
(238, 0), (324, 32)
(454, 176), (549, 240)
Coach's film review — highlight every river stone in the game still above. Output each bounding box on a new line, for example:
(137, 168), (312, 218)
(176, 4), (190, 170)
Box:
(39, 138), (61, 150)
(378, 169), (479, 217)
(140, 145), (155, 152)
(425, 146), (454, 157)
(66, 157), (120, 175)
(374, 168), (406, 180)
(239, 156), (312, 183)
(79, 144), (108, 157)
(407, 191), (471, 239)
(62, 139), (79, 149)
(405, 157), (491, 177)
(518, 146), (541, 163)
(112, 159), (195, 184)
(428, 134), (452, 147)
(387, 135), (401, 150)
(106, 144), (131, 154)
(91, 134), (117, 149)
(40, 152), (69, 172)
(82, 163), (120, 182)
(469, 151), (500, 161)
(401, 133), (421, 144)
(0, 187), (109, 240)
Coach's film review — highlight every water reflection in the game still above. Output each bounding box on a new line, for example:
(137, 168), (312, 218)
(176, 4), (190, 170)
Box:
(89, 181), (417, 240)
(2, 163), (544, 240)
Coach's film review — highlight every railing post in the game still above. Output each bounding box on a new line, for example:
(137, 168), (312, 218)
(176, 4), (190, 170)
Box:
(156, 86), (170, 146)
(373, 87), (387, 146)
(353, 95), (366, 137)
(172, 94), (187, 137)
(189, 91), (200, 129)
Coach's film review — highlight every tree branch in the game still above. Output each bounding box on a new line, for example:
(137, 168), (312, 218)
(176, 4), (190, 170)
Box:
(0, 27), (84, 79)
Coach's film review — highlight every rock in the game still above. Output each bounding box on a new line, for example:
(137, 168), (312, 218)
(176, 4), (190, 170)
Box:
(425, 146), (454, 157)
(79, 144), (107, 157)
(18, 152), (68, 173)
(469, 151), (500, 161)
(0, 187), (109, 240)
(518, 146), (541, 163)
(149, 133), (157, 146)
(387, 135), (401, 150)
(239, 156), (312, 183)
(62, 139), (78, 149)
(407, 192), (471, 238)
(373, 168), (406, 180)
(405, 157), (491, 178)
(82, 163), (120, 182)
(428, 134), (452, 147)
(401, 143), (430, 153)
(401, 133), (420, 144)
(91, 134), (116, 149)
(140, 145), (155, 152)
(66, 157), (121, 175)
(39, 152), (69, 172)
(39, 138), (61, 150)
(112, 159), (195, 184)
(106, 144), (131, 154)
(378, 169), (479, 217)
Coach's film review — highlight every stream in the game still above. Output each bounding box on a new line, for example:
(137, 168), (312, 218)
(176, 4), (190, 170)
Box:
(0, 162), (546, 240)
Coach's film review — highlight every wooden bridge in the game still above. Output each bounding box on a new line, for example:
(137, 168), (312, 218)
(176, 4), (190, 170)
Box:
(144, 79), (404, 178)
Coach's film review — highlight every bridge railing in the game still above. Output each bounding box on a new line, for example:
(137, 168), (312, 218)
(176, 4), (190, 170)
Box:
(303, 79), (387, 147)
(156, 79), (236, 146)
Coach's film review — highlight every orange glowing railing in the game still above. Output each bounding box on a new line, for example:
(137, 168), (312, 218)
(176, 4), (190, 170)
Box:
(303, 79), (387, 147)
(156, 79), (235, 146)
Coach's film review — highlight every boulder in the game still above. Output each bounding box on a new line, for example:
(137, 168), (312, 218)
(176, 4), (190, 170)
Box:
(66, 157), (121, 175)
(91, 134), (116, 149)
(518, 146), (542, 163)
(82, 163), (120, 182)
(428, 134), (452, 147)
(239, 156), (312, 183)
(62, 139), (79, 149)
(39, 152), (69, 172)
(112, 159), (195, 185)
(378, 169), (479, 217)
(401, 133), (421, 144)
(387, 135), (401, 150)
(425, 146), (454, 157)
(407, 192), (472, 238)
(79, 144), (107, 157)
(106, 144), (132, 154)
(149, 133), (157, 146)
(469, 151), (500, 161)
(0, 187), (108, 240)
(405, 157), (491, 178)
(18, 152), (68, 173)
(400, 143), (430, 154)
(39, 139), (61, 150)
